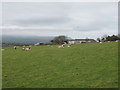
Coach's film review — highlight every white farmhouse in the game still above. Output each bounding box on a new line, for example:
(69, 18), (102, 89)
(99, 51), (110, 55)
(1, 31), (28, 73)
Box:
(68, 39), (96, 44)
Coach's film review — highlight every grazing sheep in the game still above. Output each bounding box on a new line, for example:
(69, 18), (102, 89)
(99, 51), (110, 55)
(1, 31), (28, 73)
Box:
(67, 45), (70, 47)
(22, 47), (31, 51)
(14, 46), (17, 50)
(100, 42), (102, 44)
(25, 48), (30, 51)
(58, 45), (64, 48)
(22, 48), (25, 51)
(28, 47), (31, 50)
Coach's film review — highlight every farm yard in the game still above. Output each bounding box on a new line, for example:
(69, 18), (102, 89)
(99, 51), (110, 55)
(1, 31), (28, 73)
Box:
(2, 42), (118, 88)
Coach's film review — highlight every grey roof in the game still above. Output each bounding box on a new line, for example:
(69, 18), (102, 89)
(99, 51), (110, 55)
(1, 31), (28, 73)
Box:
(68, 39), (96, 42)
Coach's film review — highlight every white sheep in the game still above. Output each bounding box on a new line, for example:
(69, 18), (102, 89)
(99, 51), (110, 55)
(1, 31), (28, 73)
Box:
(13, 46), (17, 50)
(22, 48), (31, 51)
(22, 48), (25, 51)
(68, 45), (70, 47)
(25, 48), (30, 51)
(58, 45), (64, 48)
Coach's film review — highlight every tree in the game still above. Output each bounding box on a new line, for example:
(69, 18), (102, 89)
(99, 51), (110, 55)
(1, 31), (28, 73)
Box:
(101, 38), (105, 42)
(105, 35), (120, 41)
(51, 35), (68, 44)
(85, 37), (89, 42)
(97, 38), (101, 42)
(111, 35), (120, 41)
(106, 36), (111, 41)
(97, 34), (120, 42)
(101, 34), (108, 42)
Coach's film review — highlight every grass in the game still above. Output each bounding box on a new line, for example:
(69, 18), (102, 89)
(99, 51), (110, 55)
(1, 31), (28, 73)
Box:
(2, 42), (118, 88)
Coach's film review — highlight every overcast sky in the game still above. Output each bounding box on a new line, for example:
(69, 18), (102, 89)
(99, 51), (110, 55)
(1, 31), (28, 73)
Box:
(1, 2), (118, 39)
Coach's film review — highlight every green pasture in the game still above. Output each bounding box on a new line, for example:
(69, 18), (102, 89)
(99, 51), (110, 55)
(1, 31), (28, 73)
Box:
(2, 42), (118, 88)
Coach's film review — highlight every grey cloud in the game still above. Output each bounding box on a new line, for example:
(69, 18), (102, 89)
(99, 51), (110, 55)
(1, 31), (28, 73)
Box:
(2, 2), (118, 38)
(73, 16), (117, 32)
(11, 16), (71, 26)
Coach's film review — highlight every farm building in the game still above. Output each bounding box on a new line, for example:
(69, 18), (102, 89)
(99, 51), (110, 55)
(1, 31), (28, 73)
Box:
(34, 42), (44, 46)
(34, 42), (52, 46)
(68, 39), (96, 44)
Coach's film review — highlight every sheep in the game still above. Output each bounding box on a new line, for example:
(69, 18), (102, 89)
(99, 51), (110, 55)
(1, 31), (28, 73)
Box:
(22, 47), (31, 51)
(58, 45), (64, 48)
(22, 48), (25, 51)
(25, 48), (30, 51)
(13, 46), (17, 50)
(67, 45), (70, 47)
(28, 47), (31, 50)
(99, 42), (102, 44)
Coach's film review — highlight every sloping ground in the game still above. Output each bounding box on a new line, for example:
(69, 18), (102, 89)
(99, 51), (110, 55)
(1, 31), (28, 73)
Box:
(2, 42), (118, 88)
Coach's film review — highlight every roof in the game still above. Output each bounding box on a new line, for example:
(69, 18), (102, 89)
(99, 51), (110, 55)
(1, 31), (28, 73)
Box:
(68, 39), (96, 42)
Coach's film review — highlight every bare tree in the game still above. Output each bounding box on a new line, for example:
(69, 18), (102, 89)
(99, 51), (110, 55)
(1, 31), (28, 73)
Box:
(51, 35), (68, 44)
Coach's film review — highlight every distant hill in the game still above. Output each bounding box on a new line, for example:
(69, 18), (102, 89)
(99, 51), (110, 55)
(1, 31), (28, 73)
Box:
(2, 35), (55, 46)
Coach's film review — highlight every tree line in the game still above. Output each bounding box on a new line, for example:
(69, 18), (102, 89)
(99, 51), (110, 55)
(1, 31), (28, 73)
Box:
(51, 34), (120, 44)
(51, 36), (68, 44)
(97, 34), (120, 42)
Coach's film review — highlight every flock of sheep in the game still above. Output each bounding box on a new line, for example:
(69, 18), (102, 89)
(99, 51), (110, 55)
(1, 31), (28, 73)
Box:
(12, 44), (71, 51)
(1, 40), (119, 51)
(13, 46), (31, 51)
(12, 40), (120, 50)
(58, 44), (71, 48)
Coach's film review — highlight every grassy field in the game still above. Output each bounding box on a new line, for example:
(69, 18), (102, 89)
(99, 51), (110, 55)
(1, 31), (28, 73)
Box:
(2, 42), (118, 88)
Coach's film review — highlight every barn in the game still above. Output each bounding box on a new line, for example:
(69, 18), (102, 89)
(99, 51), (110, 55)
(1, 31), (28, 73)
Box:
(68, 39), (96, 44)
